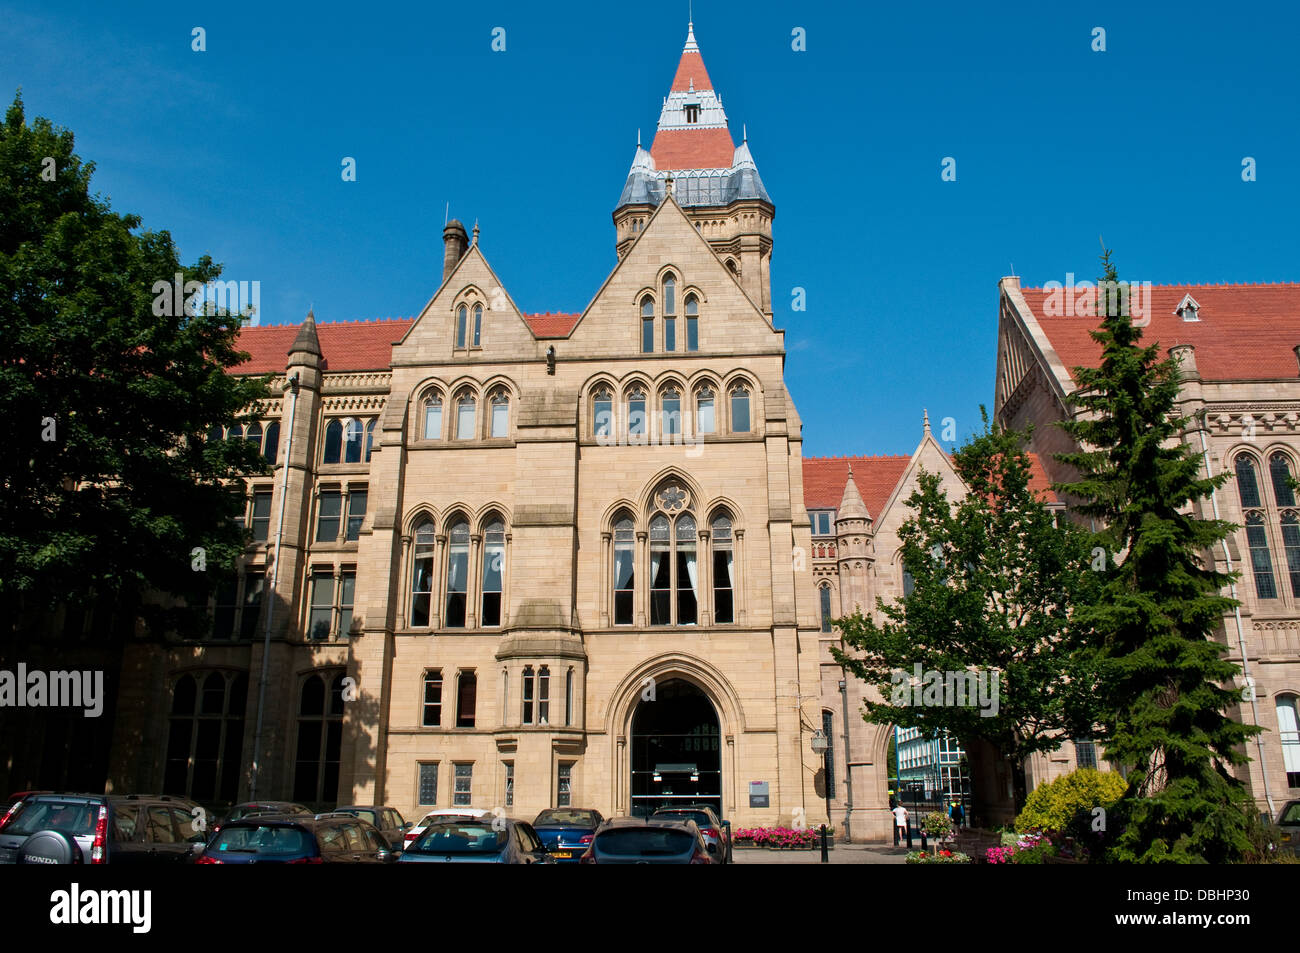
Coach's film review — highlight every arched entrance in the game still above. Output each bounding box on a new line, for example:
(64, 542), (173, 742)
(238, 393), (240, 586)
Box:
(630, 678), (721, 819)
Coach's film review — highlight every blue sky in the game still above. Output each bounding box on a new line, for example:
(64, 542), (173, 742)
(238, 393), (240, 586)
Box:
(3, 0), (1297, 455)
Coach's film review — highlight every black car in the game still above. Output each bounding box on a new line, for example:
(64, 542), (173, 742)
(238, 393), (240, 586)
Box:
(580, 817), (714, 864)
(1277, 800), (1300, 854)
(651, 805), (732, 862)
(532, 808), (604, 863)
(195, 813), (398, 864)
(334, 805), (410, 849)
(212, 801), (312, 836)
(0, 793), (206, 865)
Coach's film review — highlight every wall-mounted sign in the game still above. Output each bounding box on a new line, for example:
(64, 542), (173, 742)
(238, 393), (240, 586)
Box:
(749, 781), (770, 808)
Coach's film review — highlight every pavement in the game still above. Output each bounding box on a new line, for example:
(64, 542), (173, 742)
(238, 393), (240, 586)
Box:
(731, 843), (908, 864)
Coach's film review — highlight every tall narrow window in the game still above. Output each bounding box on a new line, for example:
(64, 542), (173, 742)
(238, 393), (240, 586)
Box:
(473, 304), (483, 347)
(418, 763), (438, 805)
(423, 393), (443, 440)
(641, 297), (654, 353)
(663, 277), (676, 351)
(490, 391), (509, 438)
(456, 305), (467, 348)
(676, 514), (698, 624)
(613, 516), (635, 625)
(293, 673), (344, 805)
(1246, 512), (1277, 599)
(522, 666), (535, 725)
(317, 490), (341, 542)
(819, 585), (832, 633)
(263, 421), (280, 463)
(411, 521), (435, 627)
(240, 573), (264, 640)
(481, 519), (505, 626)
(822, 710), (836, 796)
(593, 387), (613, 438)
(1272, 453), (1297, 507)
(663, 275), (676, 317)
(504, 762), (514, 807)
(343, 418), (364, 463)
(650, 514), (671, 625)
(730, 384), (751, 433)
(538, 666), (550, 725)
(337, 570), (356, 636)
(565, 668), (574, 726)
(345, 488), (367, 541)
(422, 670), (442, 727)
(453, 763), (472, 804)
(557, 763), (572, 807)
(1281, 513), (1300, 600)
(163, 671), (247, 804)
(308, 571), (334, 639)
(1237, 455), (1262, 509)
(628, 388), (646, 441)
(712, 514), (734, 624)
(323, 419), (343, 463)
(456, 673), (476, 728)
(245, 420), (262, 452)
(364, 419), (377, 462)
(456, 394), (476, 440)
(662, 388), (682, 437)
(685, 294), (699, 351)
(1277, 696), (1300, 787)
(696, 387), (715, 434)
(213, 578), (238, 639)
(445, 520), (470, 626)
(250, 490), (273, 542)
(665, 313), (676, 352)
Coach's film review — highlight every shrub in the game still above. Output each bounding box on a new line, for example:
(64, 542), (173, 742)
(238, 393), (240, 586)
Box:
(922, 811), (954, 840)
(1015, 768), (1128, 835)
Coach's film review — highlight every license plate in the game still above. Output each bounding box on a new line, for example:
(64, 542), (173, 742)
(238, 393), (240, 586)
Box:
(553, 851), (573, 858)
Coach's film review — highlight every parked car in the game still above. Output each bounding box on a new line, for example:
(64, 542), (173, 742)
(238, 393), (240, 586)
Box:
(651, 805), (732, 863)
(211, 801), (311, 836)
(194, 813), (398, 864)
(531, 808), (604, 863)
(0, 793), (206, 865)
(1, 792), (49, 818)
(1277, 799), (1300, 853)
(334, 805), (410, 849)
(579, 817), (714, 864)
(399, 816), (553, 863)
(403, 807), (491, 848)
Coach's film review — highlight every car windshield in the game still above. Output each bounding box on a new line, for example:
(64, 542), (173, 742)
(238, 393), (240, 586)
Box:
(595, 828), (694, 856)
(535, 810), (597, 827)
(3, 800), (98, 836)
(408, 822), (508, 854)
(211, 825), (311, 854)
(654, 810), (711, 828)
(344, 809), (380, 826)
(1281, 803), (1300, 824)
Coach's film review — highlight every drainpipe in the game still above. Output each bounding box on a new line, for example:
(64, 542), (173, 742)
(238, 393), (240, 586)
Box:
(838, 677), (853, 841)
(249, 372), (299, 800)
(1196, 423), (1275, 818)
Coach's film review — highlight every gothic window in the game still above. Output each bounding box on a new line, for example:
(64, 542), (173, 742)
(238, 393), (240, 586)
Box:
(538, 665), (550, 725)
(729, 382), (751, 433)
(423, 391), (443, 440)
(323, 419), (343, 463)
(1272, 453), (1297, 507)
(712, 513), (734, 624)
(613, 514), (635, 625)
(641, 296), (654, 354)
(593, 386), (613, 438)
(663, 275), (676, 317)
(695, 385), (715, 434)
(685, 294), (699, 351)
(490, 389), (510, 438)
(456, 392), (476, 440)
(244, 420), (262, 451)
(627, 386), (647, 441)
(1246, 512), (1277, 599)
(456, 305), (468, 349)
(364, 419), (377, 461)
(1278, 695), (1300, 788)
(263, 421), (280, 463)
(293, 671), (345, 805)
(522, 665), (534, 725)
(819, 584), (832, 633)
(445, 519), (470, 626)
(163, 671), (247, 804)
(473, 303), (483, 347)
(1282, 513), (1300, 601)
(343, 418), (364, 463)
(481, 518), (505, 626)
(410, 520), (435, 627)
(1237, 455), (1262, 508)
(662, 387), (682, 437)
(648, 483), (697, 626)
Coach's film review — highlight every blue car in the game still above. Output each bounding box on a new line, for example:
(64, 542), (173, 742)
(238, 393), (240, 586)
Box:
(398, 817), (554, 864)
(531, 808), (604, 863)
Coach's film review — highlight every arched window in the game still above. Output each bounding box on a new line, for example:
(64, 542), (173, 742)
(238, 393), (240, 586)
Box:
(685, 294), (699, 351)
(293, 671), (345, 805)
(593, 387), (613, 439)
(445, 519), (470, 626)
(662, 387), (682, 437)
(730, 383), (751, 433)
(263, 421), (280, 463)
(473, 304), (483, 347)
(1282, 513), (1300, 600)
(481, 519), (505, 626)
(902, 565), (915, 597)
(641, 296), (654, 353)
(712, 513), (734, 624)
(820, 585), (833, 633)
(650, 514), (671, 625)
(456, 392), (476, 440)
(675, 514), (698, 624)
(1271, 453), (1297, 507)
(411, 520), (435, 627)
(1278, 695), (1300, 787)
(245, 421), (262, 450)
(613, 515), (635, 625)
(364, 418), (377, 462)
(343, 418), (364, 463)
(522, 665), (535, 724)
(163, 671), (247, 803)
(696, 385), (715, 434)
(490, 390), (509, 438)
(456, 305), (468, 349)
(648, 485), (698, 627)
(1237, 455), (1262, 509)
(323, 419), (343, 463)
(627, 387), (647, 441)
(662, 274), (676, 317)
(1246, 512), (1277, 599)
(423, 392), (443, 440)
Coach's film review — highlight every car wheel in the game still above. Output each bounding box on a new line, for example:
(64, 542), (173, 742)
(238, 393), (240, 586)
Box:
(19, 829), (84, 865)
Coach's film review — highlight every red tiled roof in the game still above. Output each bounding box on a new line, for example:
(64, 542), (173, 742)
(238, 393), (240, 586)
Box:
(524, 312), (581, 338)
(234, 319), (414, 373)
(670, 49), (714, 92)
(650, 128), (736, 171)
(1020, 283), (1300, 383)
(803, 452), (1058, 514)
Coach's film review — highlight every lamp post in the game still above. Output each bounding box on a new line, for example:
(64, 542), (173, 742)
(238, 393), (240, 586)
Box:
(811, 729), (831, 863)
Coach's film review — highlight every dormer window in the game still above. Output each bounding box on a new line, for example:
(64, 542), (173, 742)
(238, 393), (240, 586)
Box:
(1175, 293), (1201, 322)
(685, 102), (700, 124)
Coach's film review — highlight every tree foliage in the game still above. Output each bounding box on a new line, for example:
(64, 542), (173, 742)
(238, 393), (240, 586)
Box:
(0, 92), (270, 638)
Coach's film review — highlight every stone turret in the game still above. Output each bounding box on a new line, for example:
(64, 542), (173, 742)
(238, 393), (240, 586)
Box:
(835, 465), (874, 616)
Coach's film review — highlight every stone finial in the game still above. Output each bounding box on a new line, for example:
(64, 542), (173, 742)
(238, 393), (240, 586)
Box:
(288, 308), (322, 360)
(923, 408), (931, 435)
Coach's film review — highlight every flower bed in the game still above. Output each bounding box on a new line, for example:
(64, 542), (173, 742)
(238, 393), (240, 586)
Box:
(984, 829), (1087, 864)
(733, 826), (828, 849)
(906, 849), (971, 864)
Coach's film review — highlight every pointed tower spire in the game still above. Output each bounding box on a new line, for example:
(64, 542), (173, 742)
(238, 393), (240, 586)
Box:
(923, 409), (931, 435)
(837, 463), (870, 521)
(287, 307), (323, 368)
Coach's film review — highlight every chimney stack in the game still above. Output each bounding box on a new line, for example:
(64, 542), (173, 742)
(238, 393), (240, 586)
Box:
(443, 220), (469, 283)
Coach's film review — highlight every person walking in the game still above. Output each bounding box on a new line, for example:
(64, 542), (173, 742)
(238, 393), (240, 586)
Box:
(892, 803), (909, 846)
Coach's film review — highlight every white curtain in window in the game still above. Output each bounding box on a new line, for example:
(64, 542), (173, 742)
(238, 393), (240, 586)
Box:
(651, 550), (664, 583)
(684, 550), (698, 593)
(1279, 697), (1300, 773)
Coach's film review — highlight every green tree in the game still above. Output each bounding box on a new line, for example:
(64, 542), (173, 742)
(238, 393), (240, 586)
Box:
(832, 412), (1103, 813)
(0, 92), (270, 639)
(1055, 249), (1260, 863)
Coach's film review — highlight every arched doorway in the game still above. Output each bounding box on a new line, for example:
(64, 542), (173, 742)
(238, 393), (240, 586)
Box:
(630, 678), (721, 818)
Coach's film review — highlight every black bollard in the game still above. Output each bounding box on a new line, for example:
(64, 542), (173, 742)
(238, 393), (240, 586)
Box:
(820, 824), (828, 863)
(906, 823), (913, 849)
(920, 827), (928, 851)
